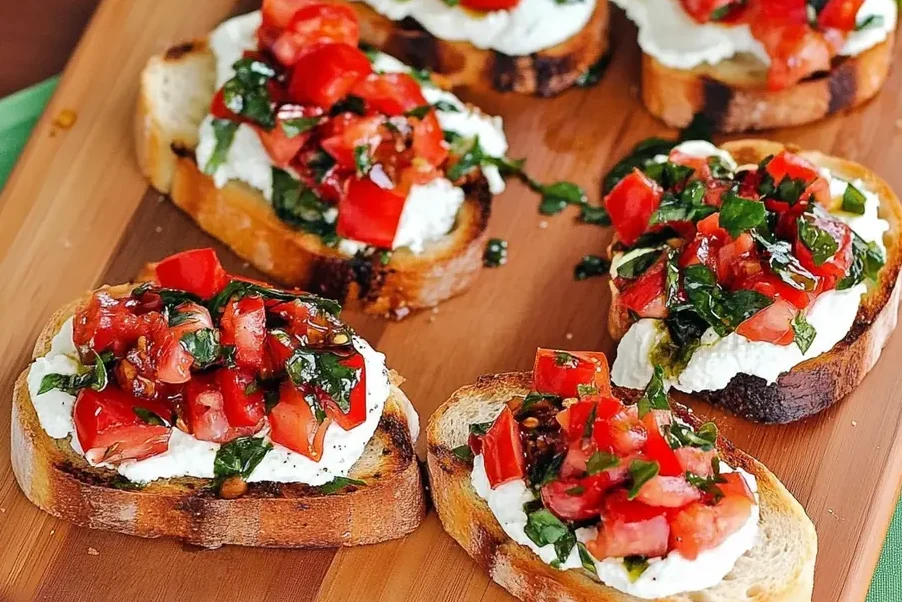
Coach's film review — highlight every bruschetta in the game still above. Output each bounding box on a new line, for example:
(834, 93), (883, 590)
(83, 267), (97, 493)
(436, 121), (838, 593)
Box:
(344, 0), (610, 96)
(613, 0), (897, 132)
(605, 139), (901, 423)
(427, 348), (817, 601)
(137, 6), (511, 319)
(11, 248), (425, 548)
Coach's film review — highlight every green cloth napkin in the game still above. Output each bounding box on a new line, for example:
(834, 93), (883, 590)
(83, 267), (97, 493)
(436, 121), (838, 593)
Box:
(0, 77), (899, 601)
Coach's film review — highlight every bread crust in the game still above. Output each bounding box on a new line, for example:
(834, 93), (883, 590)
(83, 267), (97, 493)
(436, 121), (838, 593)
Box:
(426, 372), (817, 602)
(137, 39), (493, 320)
(350, 1), (610, 97)
(607, 139), (902, 423)
(11, 286), (426, 548)
(641, 33), (894, 133)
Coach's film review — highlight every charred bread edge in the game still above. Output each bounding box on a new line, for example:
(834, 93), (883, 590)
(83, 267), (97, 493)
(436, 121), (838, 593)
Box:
(11, 286), (426, 548)
(608, 139), (902, 423)
(426, 371), (817, 602)
(350, 1), (610, 97)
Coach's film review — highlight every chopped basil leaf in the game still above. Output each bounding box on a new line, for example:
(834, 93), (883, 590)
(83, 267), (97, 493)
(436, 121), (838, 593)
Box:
(649, 183), (717, 226)
(667, 421), (718, 451)
(623, 556), (650, 582)
(203, 119), (239, 176)
(285, 349), (359, 413)
(408, 67), (434, 85)
(214, 436), (272, 479)
(523, 509), (576, 564)
(719, 192), (767, 238)
(575, 255), (611, 281)
(797, 215), (839, 265)
(469, 421), (494, 436)
(405, 101), (459, 119)
(678, 113), (714, 143)
(616, 250), (662, 280)
(686, 470), (727, 501)
(452, 445), (474, 462)
(792, 312), (817, 354)
(682, 264), (773, 337)
(664, 249), (681, 308)
(582, 403), (598, 438)
(565, 485), (586, 495)
(752, 233), (819, 292)
(484, 238), (508, 267)
(446, 134), (486, 182)
(578, 543), (598, 575)
(221, 58), (277, 128)
(708, 156), (734, 179)
(38, 359), (109, 396)
(404, 105), (432, 119)
(271, 167), (338, 244)
(586, 451), (619, 475)
(281, 116), (323, 138)
(575, 54), (611, 87)
(603, 137), (675, 194)
(432, 100), (460, 113)
(528, 452), (565, 489)
(856, 13), (885, 29)
(263, 389), (280, 414)
(580, 204), (611, 225)
(838, 232), (885, 289)
(577, 383), (599, 397)
(627, 460), (660, 500)
(555, 351), (579, 367)
(132, 406), (170, 427)
(537, 181), (587, 215)
(179, 328), (220, 369)
(329, 95), (366, 117)
(643, 161), (694, 189)
(842, 183), (867, 215)
(319, 476), (366, 494)
(519, 392), (561, 415)
(208, 278), (341, 317)
(353, 145), (372, 177)
(636, 365), (669, 418)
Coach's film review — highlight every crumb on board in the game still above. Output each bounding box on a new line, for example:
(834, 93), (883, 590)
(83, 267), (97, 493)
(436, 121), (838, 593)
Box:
(0, 508), (5, 513)
(50, 529), (55, 535)
(52, 109), (77, 130)
(88, 548), (99, 556)
(851, 420), (857, 427)
(538, 221), (549, 229)
(155, 226), (163, 234)
(431, 307), (439, 315)
(565, 333), (573, 340)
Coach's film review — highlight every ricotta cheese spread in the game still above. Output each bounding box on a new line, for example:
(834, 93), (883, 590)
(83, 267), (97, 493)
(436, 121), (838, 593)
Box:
(27, 318), (399, 486)
(196, 11), (509, 257)
(610, 144), (891, 393)
(352, 0), (596, 56)
(611, 0), (897, 71)
(471, 454), (760, 599)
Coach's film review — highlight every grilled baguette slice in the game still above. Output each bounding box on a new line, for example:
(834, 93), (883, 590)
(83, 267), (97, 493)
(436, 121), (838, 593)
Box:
(608, 139), (902, 423)
(640, 33), (894, 133)
(427, 371), (817, 602)
(350, 1), (610, 97)
(137, 38), (492, 320)
(11, 285), (426, 549)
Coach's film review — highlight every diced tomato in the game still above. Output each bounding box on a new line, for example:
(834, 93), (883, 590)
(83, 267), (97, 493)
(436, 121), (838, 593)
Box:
(679, 0), (743, 22)
(669, 474), (755, 560)
(634, 476), (702, 508)
(716, 232), (756, 284)
(255, 105), (323, 167)
(818, 0), (866, 31)
(718, 472), (756, 502)
(320, 114), (385, 168)
(351, 72), (427, 117)
(751, 21), (833, 90)
(681, 234), (721, 272)
(263, 330), (299, 378)
(261, 0), (310, 29)
(220, 296), (267, 370)
(735, 270), (814, 310)
(736, 297), (798, 345)
(556, 398), (623, 442)
(73, 387), (172, 465)
(154, 248), (229, 299)
(669, 149), (712, 181)
(459, 0), (520, 9)
(617, 256), (668, 319)
(794, 213), (854, 282)
(763, 151), (828, 212)
(335, 175), (407, 249)
(322, 351), (367, 430)
(269, 300), (312, 337)
(270, 381), (331, 460)
(288, 43), (372, 109)
(184, 372), (259, 443)
(541, 477), (608, 522)
(73, 292), (148, 357)
(605, 169), (664, 246)
(150, 325), (195, 385)
(593, 405), (648, 456)
(218, 368), (266, 429)
(588, 491), (671, 559)
(270, 4), (360, 67)
(412, 111), (448, 167)
(641, 412), (683, 477)
(167, 302), (213, 342)
(482, 406), (526, 488)
(675, 446), (717, 477)
(533, 349), (613, 399)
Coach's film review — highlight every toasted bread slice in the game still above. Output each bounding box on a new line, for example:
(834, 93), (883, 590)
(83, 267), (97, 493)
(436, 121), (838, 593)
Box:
(11, 286), (426, 548)
(137, 38), (492, 320)
(350, 1), (610, 97)
(640, 33), (894, 133)
(607, 139), (902, 423)
(427, 371), (817, 602)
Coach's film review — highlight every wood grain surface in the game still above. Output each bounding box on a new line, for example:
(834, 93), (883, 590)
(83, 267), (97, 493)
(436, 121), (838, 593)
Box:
(1, 1), (902, 601)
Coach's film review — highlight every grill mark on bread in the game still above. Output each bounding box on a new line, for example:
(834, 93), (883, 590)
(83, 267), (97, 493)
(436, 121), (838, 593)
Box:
(165, 42), (199, 61)
(828, 60), (858, 114)
(701, 77), (734, 132)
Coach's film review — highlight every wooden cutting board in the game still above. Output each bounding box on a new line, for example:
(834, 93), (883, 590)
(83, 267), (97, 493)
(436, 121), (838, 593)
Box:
(1, 1), (901, 600)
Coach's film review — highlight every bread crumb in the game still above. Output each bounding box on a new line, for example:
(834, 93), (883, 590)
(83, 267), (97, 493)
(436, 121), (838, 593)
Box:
(851, 420), (857, 426)
(50, 529), (55, 535)
(52, 109), (77, 130)
(0, 508), (5, 513)
(87, 548), (99, 556)
(154, 226), (163, 234)
(565, 333), (573, 340)
(431, 307), (439, 315)
(242, 262), (251, 268)
(538, 221), (549, 229)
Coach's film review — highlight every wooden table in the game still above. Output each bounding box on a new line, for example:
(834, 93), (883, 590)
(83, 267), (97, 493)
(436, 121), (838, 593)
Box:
(1, 1), (902, 601)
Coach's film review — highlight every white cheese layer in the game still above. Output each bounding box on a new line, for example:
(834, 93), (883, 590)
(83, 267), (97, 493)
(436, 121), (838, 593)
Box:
(26, 319), (397, 486)
(612, 0), (897, 71)
(611, 146), (890, 393)
(471, 455), (760, 599)
(197, 11), (509, 257)
(352, 0), (596, 56)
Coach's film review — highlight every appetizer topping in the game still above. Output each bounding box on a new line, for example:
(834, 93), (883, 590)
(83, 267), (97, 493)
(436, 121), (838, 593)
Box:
(605, 142), (887, 388)
(614, 0), (896, 90)
(483, 238), (509, 267)
(467, 348), (759, 598)
(29, 249), (394, 490)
